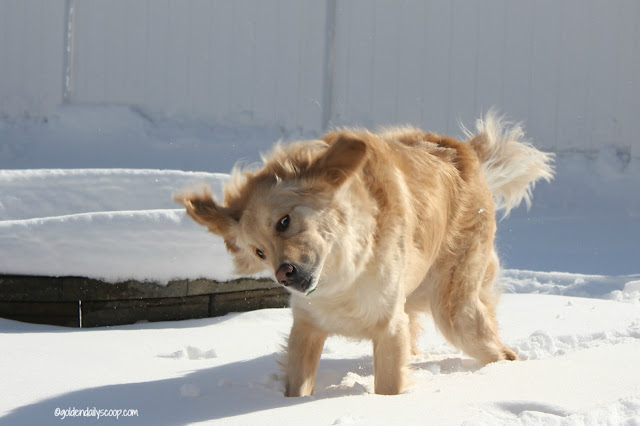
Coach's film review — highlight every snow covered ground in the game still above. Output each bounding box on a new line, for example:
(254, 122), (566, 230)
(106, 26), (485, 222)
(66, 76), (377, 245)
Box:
(1, 287), (639, 425)
(1, 105), (640, 424)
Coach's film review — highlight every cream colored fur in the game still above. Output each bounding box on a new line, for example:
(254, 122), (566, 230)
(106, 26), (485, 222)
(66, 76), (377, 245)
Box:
(177, 112), (554, 396)
(465, 109), (555, 217)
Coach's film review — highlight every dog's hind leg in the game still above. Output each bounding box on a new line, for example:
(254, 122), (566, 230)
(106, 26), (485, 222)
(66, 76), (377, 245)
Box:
(408, 312), (423, 356)
(283, 316), (328, 397)
(405, 281), (433, 356)
(431, 249), (519, 364)
(478, 250), (519, 361)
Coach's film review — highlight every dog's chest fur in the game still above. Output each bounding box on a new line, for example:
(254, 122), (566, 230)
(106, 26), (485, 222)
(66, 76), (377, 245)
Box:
(291, 268), (405, 338)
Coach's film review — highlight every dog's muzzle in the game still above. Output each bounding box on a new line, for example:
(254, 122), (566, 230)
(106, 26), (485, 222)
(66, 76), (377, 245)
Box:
(275, 263), (315, 293)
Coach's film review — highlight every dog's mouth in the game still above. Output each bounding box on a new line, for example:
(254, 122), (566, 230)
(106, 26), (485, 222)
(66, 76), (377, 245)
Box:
(275, 263), (319, 295)
(283, 274), (317, 294)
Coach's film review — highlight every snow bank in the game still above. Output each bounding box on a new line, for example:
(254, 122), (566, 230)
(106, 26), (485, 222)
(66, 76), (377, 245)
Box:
(1, 293), (640, 425)
(495, 149), (640, 275)
(0, 169), (239, 283)
(502, 269), (640, 301)
(0, 168), (227, 221)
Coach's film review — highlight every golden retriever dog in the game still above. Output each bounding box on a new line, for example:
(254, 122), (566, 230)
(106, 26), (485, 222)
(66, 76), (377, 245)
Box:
(176, 111), (553, 396)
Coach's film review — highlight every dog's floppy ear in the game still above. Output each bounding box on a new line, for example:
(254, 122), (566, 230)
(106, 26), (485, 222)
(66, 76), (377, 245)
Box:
(174, 191), (240, 252)
(310, 134), (367, 188)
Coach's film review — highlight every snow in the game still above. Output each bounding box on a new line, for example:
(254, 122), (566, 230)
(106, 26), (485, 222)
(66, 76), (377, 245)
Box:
(495, 148), (640, 276)
(1, 291), (640, 425)
(0, 168), (239, 283)
(1, 105), (640, 424)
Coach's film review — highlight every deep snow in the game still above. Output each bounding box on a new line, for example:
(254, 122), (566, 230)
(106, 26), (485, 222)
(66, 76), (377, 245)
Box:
(1, 105), (640, 424)
(1, 290), (639, 425)
(0, 168), (238, 283)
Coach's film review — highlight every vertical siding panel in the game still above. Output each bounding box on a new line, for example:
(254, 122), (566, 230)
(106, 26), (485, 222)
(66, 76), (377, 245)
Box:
(0, 0), (65, 116)
(345, 0), (375, 126)
(501, 2), (535, 126)
(143, 0), (170, 114)
(165, 2), (191, 114)
(296, 0), (327, 134)
(329, 0), (350, 126)
(584, 1), (618, 150)
(630, 1), (640, 158)
(370, 0), (398, 126)
(11, 1), (28, 109)
(209, 0), (234, 120)
(204, 1), (216, 120)
(228, 0), (255, 124)
(21, 2), (41, 109)
(555, 0), (590, 151)
(632, 3), (640, 158)
(389, 0), (425, 126)
(70, 0), (86, 103)
(528, 0), (562, 151)
(40, 0), (65, 110)
(104, 1), (128, 105)
(421, 0), (452, 132)
(0, 3), (8, 111)
(474, 0), (507, 115)
(614, 0), (640, 156)
(93, 1), (109, 103)
(0, 3), (8, 110)
(185, 0), (212, 118)
(447, 0), (480, 135)
(251, 1), (279, 126)
(84, 1), (106, 103)
(275, 0), (302, 131)
(122, 0), (147, 105)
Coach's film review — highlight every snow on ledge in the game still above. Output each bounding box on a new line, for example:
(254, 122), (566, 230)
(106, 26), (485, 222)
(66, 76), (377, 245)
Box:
(0, 169), (243, 284)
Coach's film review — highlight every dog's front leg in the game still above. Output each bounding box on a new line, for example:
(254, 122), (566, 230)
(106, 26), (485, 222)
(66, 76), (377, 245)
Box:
(372, 312), (411, 395)
(284, 317), (327, 397)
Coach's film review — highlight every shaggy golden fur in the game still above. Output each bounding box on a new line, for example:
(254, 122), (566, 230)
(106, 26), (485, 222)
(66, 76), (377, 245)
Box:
(176, 111), (554, 396)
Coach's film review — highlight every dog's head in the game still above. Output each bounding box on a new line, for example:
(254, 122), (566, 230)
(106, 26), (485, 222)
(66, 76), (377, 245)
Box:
(176, 134), (367, 295)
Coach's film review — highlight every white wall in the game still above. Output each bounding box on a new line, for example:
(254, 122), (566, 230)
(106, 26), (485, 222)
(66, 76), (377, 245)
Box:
(0, 0), (65, 117)
(329, 0), (640, 155)
(1, 0), (638, 155)
(70, 0), (329, 134)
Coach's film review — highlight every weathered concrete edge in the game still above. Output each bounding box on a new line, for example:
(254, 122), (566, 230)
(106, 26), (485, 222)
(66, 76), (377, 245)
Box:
(0, 275), (278, 302)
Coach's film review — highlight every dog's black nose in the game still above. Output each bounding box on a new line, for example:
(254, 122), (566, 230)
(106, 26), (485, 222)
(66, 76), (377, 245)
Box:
(276, 263), (297, 286)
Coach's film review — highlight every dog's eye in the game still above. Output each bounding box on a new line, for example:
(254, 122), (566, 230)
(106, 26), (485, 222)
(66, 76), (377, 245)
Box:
(276, 214), (290, 232)
(255, 248), (265, 259)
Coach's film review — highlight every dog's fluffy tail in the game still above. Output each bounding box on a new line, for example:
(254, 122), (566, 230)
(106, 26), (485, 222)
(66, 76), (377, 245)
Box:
(465, 109), (555, 217)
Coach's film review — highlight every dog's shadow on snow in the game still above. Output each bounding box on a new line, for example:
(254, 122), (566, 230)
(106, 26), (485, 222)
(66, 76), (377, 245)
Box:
(2, 353), (476, 425)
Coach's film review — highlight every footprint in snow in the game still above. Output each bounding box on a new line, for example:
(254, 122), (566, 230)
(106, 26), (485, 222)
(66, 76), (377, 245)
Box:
(158, 345), (217, 360)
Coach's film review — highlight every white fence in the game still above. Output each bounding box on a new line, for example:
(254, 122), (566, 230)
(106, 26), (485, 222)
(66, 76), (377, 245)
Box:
(1, 0), (639, 155)
(0, 0), (66, 118)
